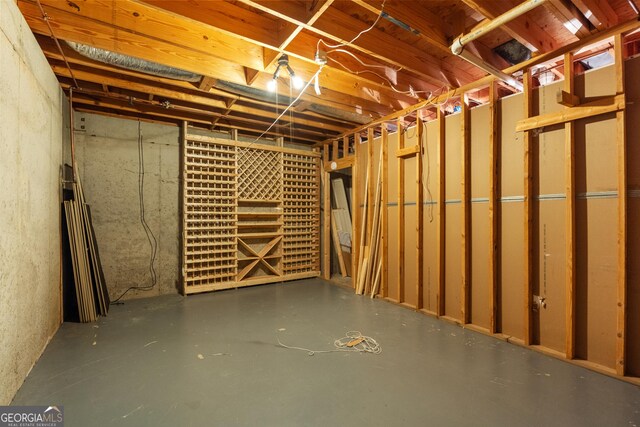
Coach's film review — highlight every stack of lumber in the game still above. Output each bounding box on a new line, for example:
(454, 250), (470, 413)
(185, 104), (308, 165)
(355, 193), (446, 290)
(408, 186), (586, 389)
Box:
(355, 144), (384, 297)
(63, 169), (109, 322)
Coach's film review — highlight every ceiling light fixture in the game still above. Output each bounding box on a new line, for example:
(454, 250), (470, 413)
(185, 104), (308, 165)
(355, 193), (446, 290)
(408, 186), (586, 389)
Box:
(268, 54), (303, 92)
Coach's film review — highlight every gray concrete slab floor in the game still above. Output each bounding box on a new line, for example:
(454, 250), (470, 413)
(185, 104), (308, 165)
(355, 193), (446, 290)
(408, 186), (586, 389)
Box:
(12, 279), (640, 426)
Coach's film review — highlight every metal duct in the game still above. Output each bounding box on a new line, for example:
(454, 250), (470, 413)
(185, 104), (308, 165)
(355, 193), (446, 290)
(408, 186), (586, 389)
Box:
(65, 41), (202, 82)
(213, 80), (373, 125)
(67, 41), (372, 125)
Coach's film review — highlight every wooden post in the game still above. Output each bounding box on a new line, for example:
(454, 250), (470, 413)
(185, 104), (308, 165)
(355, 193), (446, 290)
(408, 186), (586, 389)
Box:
(381, 124), (389, 298)
(180, 121), (188, 295)
(461, 94), (471, 324)
(398, 118), (405, 303)
(343, 135), (349, 158)
(332, 139), (339, 161)
(614, 33), (627, 376)
(523, 70), (534, 346)
(437, 108), (446, 316)
(367, 128), (375, 242)
(353, 134), (361, 289)
(322, 144), (331, 280)
(564, 52), (577, 359)
(416, 116), (424, 310)
(322, 162), (331, 280)
(489, 81), (501, 334)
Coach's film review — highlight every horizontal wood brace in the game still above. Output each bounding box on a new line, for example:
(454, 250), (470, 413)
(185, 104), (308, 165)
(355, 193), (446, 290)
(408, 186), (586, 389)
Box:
(516, 94), (625, 132)
(395, 145), (421, 158)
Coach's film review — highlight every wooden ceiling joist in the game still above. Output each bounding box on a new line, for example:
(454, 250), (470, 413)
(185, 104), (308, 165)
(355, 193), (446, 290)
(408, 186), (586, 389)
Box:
(569, 0), (619, 29)
(69, 92), (322, 144)
(49, 59), (350, 134)
(19, 0), (414, 116)
(16, 0), (631, 145)
(63, 80), (341, 142)
(143, 0), (441, 97)
(546, 0), (593, 38)
(34, 33), (387, 125)
(462, 0), (560, 52)
(235, 0), (473, 88)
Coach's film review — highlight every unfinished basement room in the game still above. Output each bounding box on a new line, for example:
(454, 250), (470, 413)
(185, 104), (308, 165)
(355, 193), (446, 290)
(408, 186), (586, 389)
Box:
(3, 0), (640, 425)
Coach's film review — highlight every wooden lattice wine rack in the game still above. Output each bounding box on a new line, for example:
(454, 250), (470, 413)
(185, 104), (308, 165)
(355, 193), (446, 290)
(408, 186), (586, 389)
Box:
(181, 131), (321, 294)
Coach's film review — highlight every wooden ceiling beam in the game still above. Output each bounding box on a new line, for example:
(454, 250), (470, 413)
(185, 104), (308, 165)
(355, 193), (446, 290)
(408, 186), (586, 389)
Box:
(19, 1), (246, 82)
(568, 0), (619, 30)
(19, 0), (409, 114)
(198, 76), (215, 92)
(140, 0), (280, 48)
(351, 0), (449, 51)
(236, 0), (471, 88)
(50, 61), (349, 133)
(263, 0), (335, 85)
(274, 0), (334, 53)
(38, 34), (371, 124)
(75, 104), (181, 127)
(323, 16), (640, 144)
(350, 0), (508, 78)
(23, 0), (266, 69)
(141, 0), (440, 98)
(461, 0), (559, 52)
(74, 103), (316, 146)
(70, 92), (324, 143)
(289, 32), (437, 95)
(546, 0), (593, 38)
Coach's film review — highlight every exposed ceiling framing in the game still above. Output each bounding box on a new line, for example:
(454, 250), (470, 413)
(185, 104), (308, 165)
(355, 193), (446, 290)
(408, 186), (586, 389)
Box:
(17, 0), (640, 145)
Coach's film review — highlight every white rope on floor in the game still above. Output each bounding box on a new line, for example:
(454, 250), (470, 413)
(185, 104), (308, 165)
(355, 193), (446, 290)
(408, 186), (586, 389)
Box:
(277, 331), (382, 356)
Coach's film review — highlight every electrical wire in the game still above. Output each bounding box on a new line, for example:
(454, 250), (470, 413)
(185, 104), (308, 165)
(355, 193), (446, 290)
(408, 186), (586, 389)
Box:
(277, 331), (382, 356)
(247, 65), (325, 146)
(111, 121), (158, 304)
(289, 77), (294, 144)
(36, 0), (80, 89)
(419, 120), (434, 223)
(316, 0), (387, 51)
(328, 48), (401, 72)
(327, 50), (433, 97)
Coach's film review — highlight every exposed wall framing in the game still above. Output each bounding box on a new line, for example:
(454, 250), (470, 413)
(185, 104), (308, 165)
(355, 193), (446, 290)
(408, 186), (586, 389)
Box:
(181, 129), (320, 294)
(321, 27), (640, 384)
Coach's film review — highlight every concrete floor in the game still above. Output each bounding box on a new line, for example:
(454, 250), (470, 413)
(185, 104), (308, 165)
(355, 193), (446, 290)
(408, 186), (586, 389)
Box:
(13, 279), (640, 426)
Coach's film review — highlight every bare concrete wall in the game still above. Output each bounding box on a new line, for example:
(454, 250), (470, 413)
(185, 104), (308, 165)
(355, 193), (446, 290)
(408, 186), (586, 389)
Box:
(74, 114), (180, 300)
(0, 0), (65, 404)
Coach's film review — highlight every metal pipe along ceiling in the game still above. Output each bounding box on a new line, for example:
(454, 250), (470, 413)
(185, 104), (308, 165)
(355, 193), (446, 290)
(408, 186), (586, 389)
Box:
(450, 0), (547, 91)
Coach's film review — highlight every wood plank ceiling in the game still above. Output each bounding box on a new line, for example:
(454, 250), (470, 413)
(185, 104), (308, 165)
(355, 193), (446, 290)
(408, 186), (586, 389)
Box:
(18, 0), (640, 145)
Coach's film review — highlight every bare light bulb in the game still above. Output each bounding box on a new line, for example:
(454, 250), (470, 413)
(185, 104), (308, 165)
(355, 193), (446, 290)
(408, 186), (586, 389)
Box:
(291, 75), (303, 90)
(267, 79), (277, 92)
